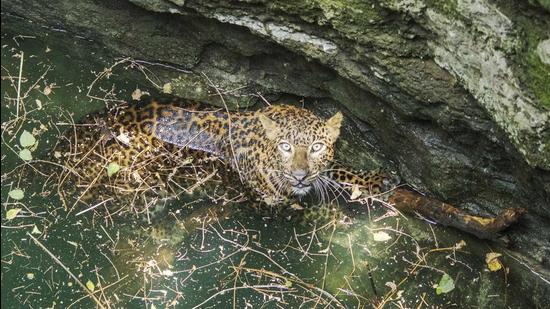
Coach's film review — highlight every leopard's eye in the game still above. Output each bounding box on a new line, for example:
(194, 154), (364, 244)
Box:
(310, 142), (326, 153)
(278, 142), (292, 152)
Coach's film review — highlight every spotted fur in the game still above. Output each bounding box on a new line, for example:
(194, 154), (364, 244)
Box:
(57, 96), (524, 238)
(57, 96), (355, 208)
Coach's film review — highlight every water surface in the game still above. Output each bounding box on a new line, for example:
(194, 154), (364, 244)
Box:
(1, 14), (546, 309)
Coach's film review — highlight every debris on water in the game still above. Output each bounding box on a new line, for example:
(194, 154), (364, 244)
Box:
(106, 162), (121, 177)
(85, 280), (95, 292)
(18, 149), (33, 161)
(435, 273), (455, 295)
(162, 82), (172, 94)
(19, 130), (36, 147)
(8, 189), (25, 200)
(486, 252), (503, 272)
(6, 208), (22, 220)
(373, 231), (392, 242)
(31, 225), (41, 234)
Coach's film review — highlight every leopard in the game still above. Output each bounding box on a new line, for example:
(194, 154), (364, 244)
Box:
(54, 95), (524, 238)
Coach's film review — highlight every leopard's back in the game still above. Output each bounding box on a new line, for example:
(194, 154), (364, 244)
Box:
(54, 97), (231, 211)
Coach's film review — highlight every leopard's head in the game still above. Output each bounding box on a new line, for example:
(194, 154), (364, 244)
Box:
(257, 105), (343, 198)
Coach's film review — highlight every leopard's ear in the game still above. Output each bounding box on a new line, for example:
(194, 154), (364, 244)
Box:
(326, 111), (343, 139)
(258, 112), (279, 139)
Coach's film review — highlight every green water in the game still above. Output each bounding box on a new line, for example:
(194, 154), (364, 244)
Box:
(1, 14), (547, 309)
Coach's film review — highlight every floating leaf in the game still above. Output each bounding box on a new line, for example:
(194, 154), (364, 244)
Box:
(31, 225), (41, 235)
(116, 132), (130, 145)
(385, 281), (397, 291)
(27, 273), (35, 279)
(19, 130), (36, 147)
(485, 252), (503, 272)
(86, 280), (95, 292)
(435, 273), (455, 295)
(487, 258), (503, 272)
(373, 231), (392, 242)
(19, 149), (33, 161)
(106, 162), (120, 177)
(8, 189), (24, 200)
(162, 82), (173, 94)
(284, 280), (293, 288)
(350, 184), (362, 200)
(6, 208), (22, 220)
(43, 85), (52, 96)
(131, 88), (143, 100)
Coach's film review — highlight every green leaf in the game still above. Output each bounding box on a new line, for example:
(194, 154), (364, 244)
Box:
(19, 130), (36, 147)
(435, 273), (455, 295)
(6, 208), (22, 220)
(8, 189), (24, 200)
(86, 280), (95, 292)
(19, 149), (33, 161)
(106, 162), (120, 177)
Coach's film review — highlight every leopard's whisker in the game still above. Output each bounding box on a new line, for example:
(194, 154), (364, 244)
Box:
(266, 168), (294, 195)
(313, 180), (325, 205)
(319, 175), (346, 203)
(271, 173), (284, 195)
(305, 172), (320, 182)
(312, 179), (325, 205)
(275, 177), (287, 195)
(319, 179), (329, 205)
(316, 177), (330, 205)
(327, 177), (347, 202)
(317, 178), (336, 204)
(311, 180), (320, 202)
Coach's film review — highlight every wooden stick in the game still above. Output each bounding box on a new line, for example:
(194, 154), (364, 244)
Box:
(27, 233), (107, 309)
(16, 51), (24, 117)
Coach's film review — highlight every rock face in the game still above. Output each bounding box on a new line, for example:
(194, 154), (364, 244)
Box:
(2, 0), (549, 264)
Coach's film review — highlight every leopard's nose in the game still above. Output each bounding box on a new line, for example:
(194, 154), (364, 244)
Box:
(292, 169), (308, 181)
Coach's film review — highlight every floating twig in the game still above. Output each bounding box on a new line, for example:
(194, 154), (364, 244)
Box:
(26, 233), (108, 309)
